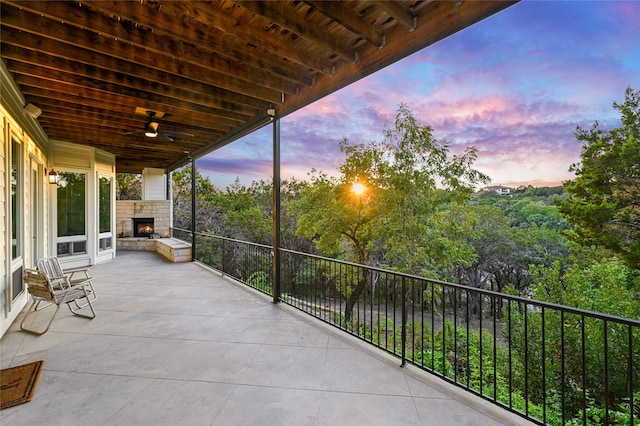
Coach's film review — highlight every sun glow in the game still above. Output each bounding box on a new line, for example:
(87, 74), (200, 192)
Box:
(351, 182), (366, 195)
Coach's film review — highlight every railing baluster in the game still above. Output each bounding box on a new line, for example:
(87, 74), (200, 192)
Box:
(524, 302), (529, 418)
(431, 283), (435, 372)
(604, 319), (610, 424)
(454, 286), (458, 384)
(542, 307), (547, 425)
(479, 293), (483, 397)
(401, 276), (406, 367)
(582, 315), (587, 426)
(492, 294), (497, 401)
(466, 289), (470, 389)
(508, 299), (513, 409)
(629, 325), (635, 426)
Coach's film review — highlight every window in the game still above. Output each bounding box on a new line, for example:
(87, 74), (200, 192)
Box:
(98, 176), (113, 251)
(57, 172), (87, 256)
(11, 139), (24, 299)
(11, 139), (21, 260)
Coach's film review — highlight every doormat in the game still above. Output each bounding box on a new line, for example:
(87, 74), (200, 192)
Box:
(0, 360), (45, 410)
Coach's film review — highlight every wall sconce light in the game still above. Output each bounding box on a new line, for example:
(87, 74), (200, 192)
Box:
(48, 168), (59, 185)
(24, 103), (42, 119)
(266, 107), (276, 118)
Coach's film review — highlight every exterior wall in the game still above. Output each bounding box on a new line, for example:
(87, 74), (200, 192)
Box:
(1, 113), (8, 336)
(0, 103), (49, 337)
(116, 200), (172, 238)
(1, 60), (117, 337)
(142, 168), (167, 200)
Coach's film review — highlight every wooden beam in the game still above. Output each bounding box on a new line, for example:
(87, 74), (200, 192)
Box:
(305, 1), (385, 48)
(235, 0), (358, 63)
(13, 74), (259, 125)
(1, 41), (265, 116)
(81, 0), (330, 77)
(373, 1), (417, 32)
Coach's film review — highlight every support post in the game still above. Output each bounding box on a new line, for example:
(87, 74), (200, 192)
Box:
(272, 112), (281, 303)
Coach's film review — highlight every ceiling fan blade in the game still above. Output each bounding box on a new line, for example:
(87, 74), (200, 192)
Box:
(159, 133), (174, 142)
(159, 130), (193, 137)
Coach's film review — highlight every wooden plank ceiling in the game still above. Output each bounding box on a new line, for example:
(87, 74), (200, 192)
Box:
(0, 0), (516, 173)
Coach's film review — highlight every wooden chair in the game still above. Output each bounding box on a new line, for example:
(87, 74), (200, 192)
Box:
(20, 268), (96, 335)
(37, 257), (96, 308)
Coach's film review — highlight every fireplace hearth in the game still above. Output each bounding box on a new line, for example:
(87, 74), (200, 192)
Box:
(132, 218), (155, 238)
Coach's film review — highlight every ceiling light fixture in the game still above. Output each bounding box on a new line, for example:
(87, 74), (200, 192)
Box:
(145, 121), (159, 137)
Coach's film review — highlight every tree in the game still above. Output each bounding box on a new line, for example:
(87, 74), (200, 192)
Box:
(559, 87), (640, 268)
(522, 257), (640, 420)
(171, 166), (223, 232)
(294, 104), (489, 320)
(116, 173), (141, 200)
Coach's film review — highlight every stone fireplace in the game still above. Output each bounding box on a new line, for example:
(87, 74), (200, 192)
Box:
(132, 217), (155, 237)
(116, 200), (171, 238)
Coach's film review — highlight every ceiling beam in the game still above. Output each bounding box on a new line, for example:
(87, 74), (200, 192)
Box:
(373, 1), (417, 32)
(304, 1), (385, 49)
(234, 0), (358, 63)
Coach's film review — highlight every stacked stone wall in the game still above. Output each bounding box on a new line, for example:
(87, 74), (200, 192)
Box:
(116, 200), (171, 238)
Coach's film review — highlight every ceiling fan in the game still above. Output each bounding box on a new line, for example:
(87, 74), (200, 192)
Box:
(138, 111), (193, 142)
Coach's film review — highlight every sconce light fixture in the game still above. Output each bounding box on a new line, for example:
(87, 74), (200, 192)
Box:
(266, 107), (276, 118)
(24, 103), (42, 119)
(48, 168), (59, 185)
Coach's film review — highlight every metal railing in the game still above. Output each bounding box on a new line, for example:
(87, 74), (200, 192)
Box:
(172, 228), (640, 425)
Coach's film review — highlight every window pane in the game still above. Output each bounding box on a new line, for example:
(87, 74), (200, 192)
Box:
(57, 242), (70, 257)
(73, 241), (86, 254)
(11, 140), (21, 260)
(57, 172), (86, 237)
(99, 177), (111, 233)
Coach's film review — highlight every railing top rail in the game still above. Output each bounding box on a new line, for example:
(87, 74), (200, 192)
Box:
(181, 228), (640, 327)
(172, 227), (273, 250)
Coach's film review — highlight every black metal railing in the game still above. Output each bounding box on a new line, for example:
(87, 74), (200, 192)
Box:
(172, 228), (639, 425)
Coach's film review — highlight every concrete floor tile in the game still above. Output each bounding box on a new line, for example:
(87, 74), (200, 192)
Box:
(0, 370), (154, 425)
(212, 385), (321, 426)
(318, 391), (422, 426)
(321, 347), (411, 395)
(264, 317), (330, 348)
(104, 379), (234, 426)
(414, 397), (504, 426)
(240, 344), (328, 390)
(161, 341), (262, 382)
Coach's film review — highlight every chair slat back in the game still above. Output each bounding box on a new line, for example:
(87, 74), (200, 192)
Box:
(24, 269), (53, 300)
(37, 257), (67, 288)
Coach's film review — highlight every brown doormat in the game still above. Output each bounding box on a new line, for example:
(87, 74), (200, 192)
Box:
(0, 360), (45, 410)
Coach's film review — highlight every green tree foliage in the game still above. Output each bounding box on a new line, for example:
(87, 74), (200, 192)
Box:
(172, 166), (223, 232)
(115, 173), (141, 200)
(516, 256), (640, 422)
(293, 105), (490, 319)
(560, 87), (640, 269)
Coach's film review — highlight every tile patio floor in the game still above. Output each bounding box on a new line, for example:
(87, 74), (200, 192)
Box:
(1, 251), (531, 425)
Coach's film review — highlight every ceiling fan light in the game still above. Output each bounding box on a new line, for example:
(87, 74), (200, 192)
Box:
(145, 121), (159, 137)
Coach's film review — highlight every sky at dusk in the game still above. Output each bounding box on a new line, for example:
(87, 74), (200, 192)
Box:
(195, 0), (640, 190)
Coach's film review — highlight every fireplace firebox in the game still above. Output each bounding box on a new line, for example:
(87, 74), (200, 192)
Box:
(132, 218), (155, 237)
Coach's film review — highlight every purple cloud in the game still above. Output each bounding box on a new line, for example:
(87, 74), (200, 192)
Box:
(198, 1), (639, 190)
